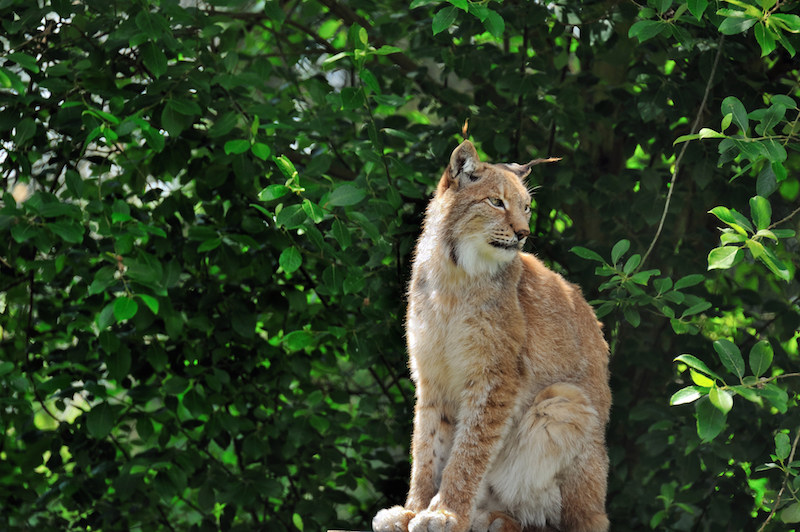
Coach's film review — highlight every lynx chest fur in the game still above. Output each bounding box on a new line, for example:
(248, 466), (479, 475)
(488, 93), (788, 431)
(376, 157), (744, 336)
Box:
(373, 141), (611, 532)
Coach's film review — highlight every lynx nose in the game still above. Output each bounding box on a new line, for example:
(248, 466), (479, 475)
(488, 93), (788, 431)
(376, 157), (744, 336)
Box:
(515, 228), (530, 241)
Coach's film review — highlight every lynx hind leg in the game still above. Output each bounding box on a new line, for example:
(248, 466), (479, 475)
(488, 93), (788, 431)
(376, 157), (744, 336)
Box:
(373, 506), (416, 532)
(532, 384), (609, 532)
(558, 442), (610, 532)
(486, 383), (606, 531)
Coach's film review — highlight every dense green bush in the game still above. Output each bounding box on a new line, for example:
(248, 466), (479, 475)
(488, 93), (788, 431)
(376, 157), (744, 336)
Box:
(1, 0), (798, 530)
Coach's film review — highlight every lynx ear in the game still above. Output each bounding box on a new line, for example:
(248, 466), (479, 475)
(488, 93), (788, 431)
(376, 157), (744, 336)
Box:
(449, 140), (480, 184)
(505, 157), (563, 180)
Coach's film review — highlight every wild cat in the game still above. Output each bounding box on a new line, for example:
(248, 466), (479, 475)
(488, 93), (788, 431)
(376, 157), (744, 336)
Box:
(373, 141), (611, 532)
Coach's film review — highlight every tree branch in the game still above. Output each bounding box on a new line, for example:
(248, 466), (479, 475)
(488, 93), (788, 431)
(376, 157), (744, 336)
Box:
(640, 35), (725, 269)
(758, 427), (800, 532)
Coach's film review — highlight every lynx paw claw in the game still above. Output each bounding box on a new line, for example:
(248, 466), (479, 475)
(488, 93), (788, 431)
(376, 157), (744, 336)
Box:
(373, 506), (416, 532)
(408, 509), (466, 532)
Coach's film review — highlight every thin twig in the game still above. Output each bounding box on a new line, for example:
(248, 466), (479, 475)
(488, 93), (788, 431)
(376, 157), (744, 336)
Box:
(640, 35), (725, 269)
(758, 427), (800, 532)
(768, 204), (800, 231)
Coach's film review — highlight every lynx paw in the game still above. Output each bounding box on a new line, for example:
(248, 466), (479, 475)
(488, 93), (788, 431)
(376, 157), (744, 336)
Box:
(471, 511), (522, 532)
(408, 508), (467, 532)
(373, 506), (416, 532)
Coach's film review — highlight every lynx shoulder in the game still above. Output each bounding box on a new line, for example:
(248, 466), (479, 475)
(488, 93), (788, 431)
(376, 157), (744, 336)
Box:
(373, 141), (611, 532)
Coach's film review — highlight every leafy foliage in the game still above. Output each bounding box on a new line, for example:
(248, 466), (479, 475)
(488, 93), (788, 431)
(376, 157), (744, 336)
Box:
(0, 0), (799, 531)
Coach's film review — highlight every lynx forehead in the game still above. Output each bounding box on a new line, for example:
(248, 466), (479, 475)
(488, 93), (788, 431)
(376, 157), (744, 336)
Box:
(373, 140), (611, 532)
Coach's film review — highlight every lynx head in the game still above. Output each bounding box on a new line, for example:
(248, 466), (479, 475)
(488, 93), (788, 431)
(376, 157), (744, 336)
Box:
(435, 140), (539, 277)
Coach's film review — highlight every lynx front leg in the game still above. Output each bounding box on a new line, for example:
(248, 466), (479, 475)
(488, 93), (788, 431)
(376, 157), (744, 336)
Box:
(410, 378), (518, 532)
(407, 397), (456, 511)
(374, 392), (455, 532)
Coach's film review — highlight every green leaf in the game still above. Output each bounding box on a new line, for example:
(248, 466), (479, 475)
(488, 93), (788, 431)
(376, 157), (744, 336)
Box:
(274, 155), (299, 182)
(264, 0), (286, 25)
(761, 383), (789, 412)
(359, 68), (380, 94)
(709, 386), (733, 414)
(670, 386), (706, 406)
(691, 369), (715, 388)
(630, 268), (660, 285)
(47, 221), (84, 244)
(208, 112), (238, 138)
(756, 103), (787, 135)
(328, 184), (366, 207)
(713, 339), (745, 380)
(721, 112), (733, 132)
(707, 246), (743, 270)
(696, 396), (726, 441)
(114, 296), (139, 322)
(0, 66), (26, 94)
(251, 142), (272, 160)
(276, 204), (307, 229)
(292, 512), (304, 531)
(224, 139), (251, 155)
(674, 354), (725, 382)
(279, 247), (302, 274)
(259, 184), (290, 202)
(343, 272), (365, 295)
(721, 96), (749, 133)
(137, 294), (159, 315)
(730, 385), (763, 405)
(341, 87), (365, 110)
(197, 237), (221, 252)
(749, 195), (772, 230)
(624, 307), (641, 327)
(15, 117), (36, 145)
(680, 300), (712, 318)
(483, 10), (505, 37)
(781, 502), (800, 524)
(755, 22), (777, 56)
(771, 13), (800, 33)
(0, 361), (15, 377)
(688, 0), (709, 19)
(284, 330), (313, 352)
(756, 246), (791, 281)
(571, 246), (606, 263)
(709, 205), (754, 234)
(86, 402), (115, 439)
(7, 52), (39, 73)
(611, 239), (630, 265)
(302, 199), (324, 224)
(674, 274), (705, 290)
(331, 218), (352, 250)
(140, 42), (167, 78)
(432, 5), (459, 35)
(628, 20), (667, 42)
(775, 432), (791, 461)
(373, 45), (404, 55)
(168, 99), (202, 117)
(322, 264), (344, 294)
(161, 103), (187, 137)
(718, 15), (758, 35)
(623, 254), (641, 275)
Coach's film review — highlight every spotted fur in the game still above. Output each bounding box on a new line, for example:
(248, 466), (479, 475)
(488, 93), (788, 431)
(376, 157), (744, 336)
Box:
(373, 141), (611, 532)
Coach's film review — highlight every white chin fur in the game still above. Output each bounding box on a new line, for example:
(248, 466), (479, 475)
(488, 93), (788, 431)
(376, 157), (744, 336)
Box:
(455, 235), (516, 277)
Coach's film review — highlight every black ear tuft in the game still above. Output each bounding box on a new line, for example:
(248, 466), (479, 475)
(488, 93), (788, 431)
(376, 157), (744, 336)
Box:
(505, 157), (562, 180)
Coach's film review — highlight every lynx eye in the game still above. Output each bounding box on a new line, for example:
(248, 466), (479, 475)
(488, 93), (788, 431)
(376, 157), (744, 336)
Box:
(487, 197), (505, 209)
(524, 204), (531, 214)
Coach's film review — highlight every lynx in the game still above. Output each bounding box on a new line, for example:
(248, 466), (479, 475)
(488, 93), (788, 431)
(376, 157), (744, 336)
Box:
(373, 141), (611, 532)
